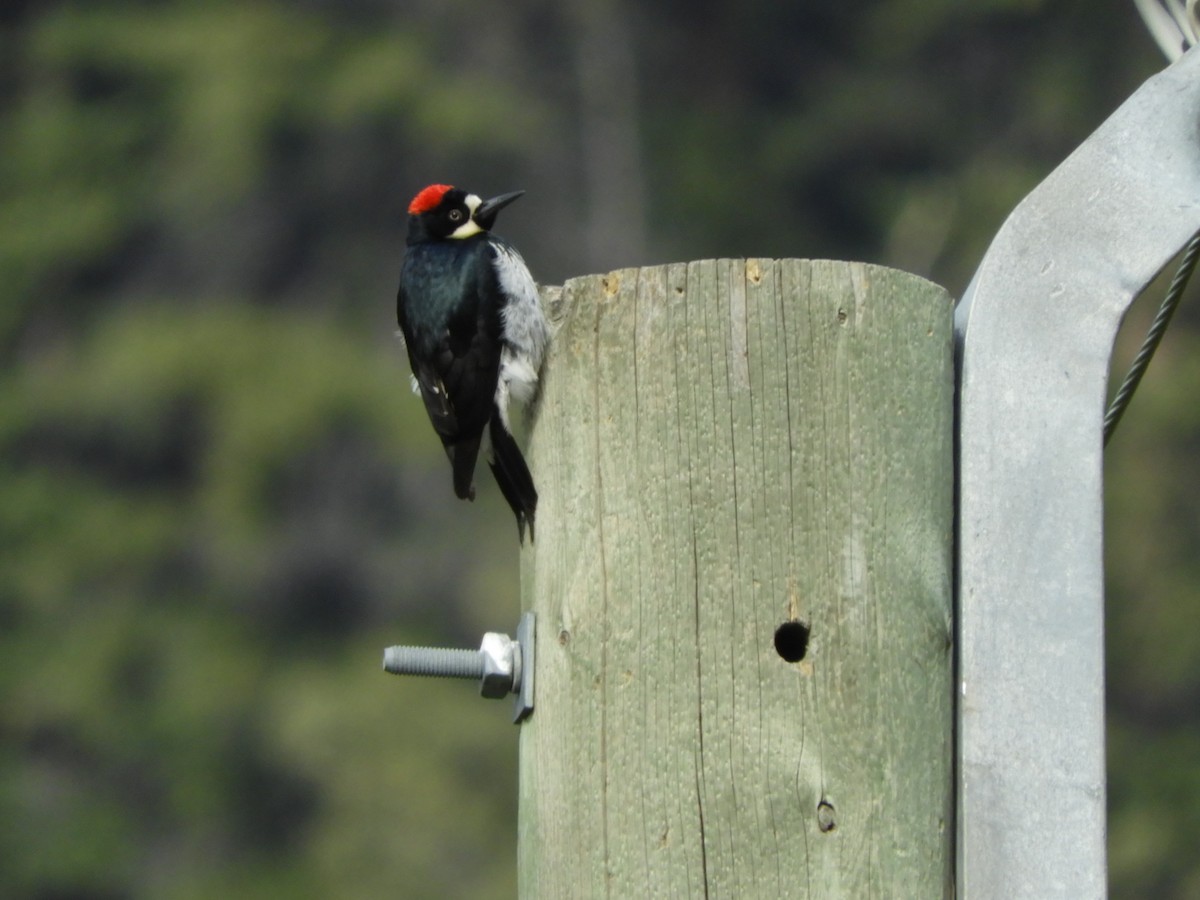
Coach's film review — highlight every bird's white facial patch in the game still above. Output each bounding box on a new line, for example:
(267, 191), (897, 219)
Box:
(449, 194), (484, 239)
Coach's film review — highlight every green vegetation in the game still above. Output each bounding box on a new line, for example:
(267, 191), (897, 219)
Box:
(0, 0), (1194, 896)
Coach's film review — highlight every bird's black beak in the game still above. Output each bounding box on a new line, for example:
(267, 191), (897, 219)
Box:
(474, 190), (525, 228)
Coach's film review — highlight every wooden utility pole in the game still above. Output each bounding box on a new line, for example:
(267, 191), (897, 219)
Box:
(518, 259), (954, 897)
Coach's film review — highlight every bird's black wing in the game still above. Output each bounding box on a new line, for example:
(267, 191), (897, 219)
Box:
(397, 241), (504, 499)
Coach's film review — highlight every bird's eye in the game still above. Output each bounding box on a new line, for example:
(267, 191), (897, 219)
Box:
(448, 209), (463, 222)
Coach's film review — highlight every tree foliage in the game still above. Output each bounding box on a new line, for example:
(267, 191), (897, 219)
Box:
(0, 0), (1195, 896)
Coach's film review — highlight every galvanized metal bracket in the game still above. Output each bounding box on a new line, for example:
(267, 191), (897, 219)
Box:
(513, 611), (535, 724)
(955, 47), (1200, 898)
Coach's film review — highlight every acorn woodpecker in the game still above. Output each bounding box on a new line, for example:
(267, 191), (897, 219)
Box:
(396, 184), (550, 542)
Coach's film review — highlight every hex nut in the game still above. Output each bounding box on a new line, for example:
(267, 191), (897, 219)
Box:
(479, 632), (516, 698)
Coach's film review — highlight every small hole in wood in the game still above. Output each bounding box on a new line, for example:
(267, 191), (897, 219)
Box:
(774, 620), (810, 662)
(817, 799), (837, 832)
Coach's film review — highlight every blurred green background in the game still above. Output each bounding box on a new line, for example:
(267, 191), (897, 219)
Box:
(1, 1), (1197, 896)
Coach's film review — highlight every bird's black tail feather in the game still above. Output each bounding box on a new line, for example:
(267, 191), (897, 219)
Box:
(487, 412), (538, 543)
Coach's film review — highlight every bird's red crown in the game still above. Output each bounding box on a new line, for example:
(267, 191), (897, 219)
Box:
(408, 183), (454, 215)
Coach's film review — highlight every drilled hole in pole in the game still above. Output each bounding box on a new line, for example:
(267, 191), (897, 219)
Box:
(817, 800), (837, 833)
(774, 620), (810, 662)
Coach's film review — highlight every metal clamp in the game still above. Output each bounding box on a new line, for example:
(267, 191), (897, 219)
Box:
(382, 612), (535, 723)
(955, 47), (1200, 898)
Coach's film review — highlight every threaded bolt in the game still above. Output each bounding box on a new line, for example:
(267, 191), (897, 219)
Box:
(382, 613), (535, 722)
(382, 646), (485, 679)
(382, 632), (518, 698)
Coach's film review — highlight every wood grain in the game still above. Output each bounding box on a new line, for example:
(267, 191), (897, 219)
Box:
(519, 260), (954, 898)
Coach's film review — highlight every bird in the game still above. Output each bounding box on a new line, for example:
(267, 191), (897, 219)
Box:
(396, 184), (550, 543)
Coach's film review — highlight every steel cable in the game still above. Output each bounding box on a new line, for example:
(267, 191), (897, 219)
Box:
(1103, 229), (1200, 445)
